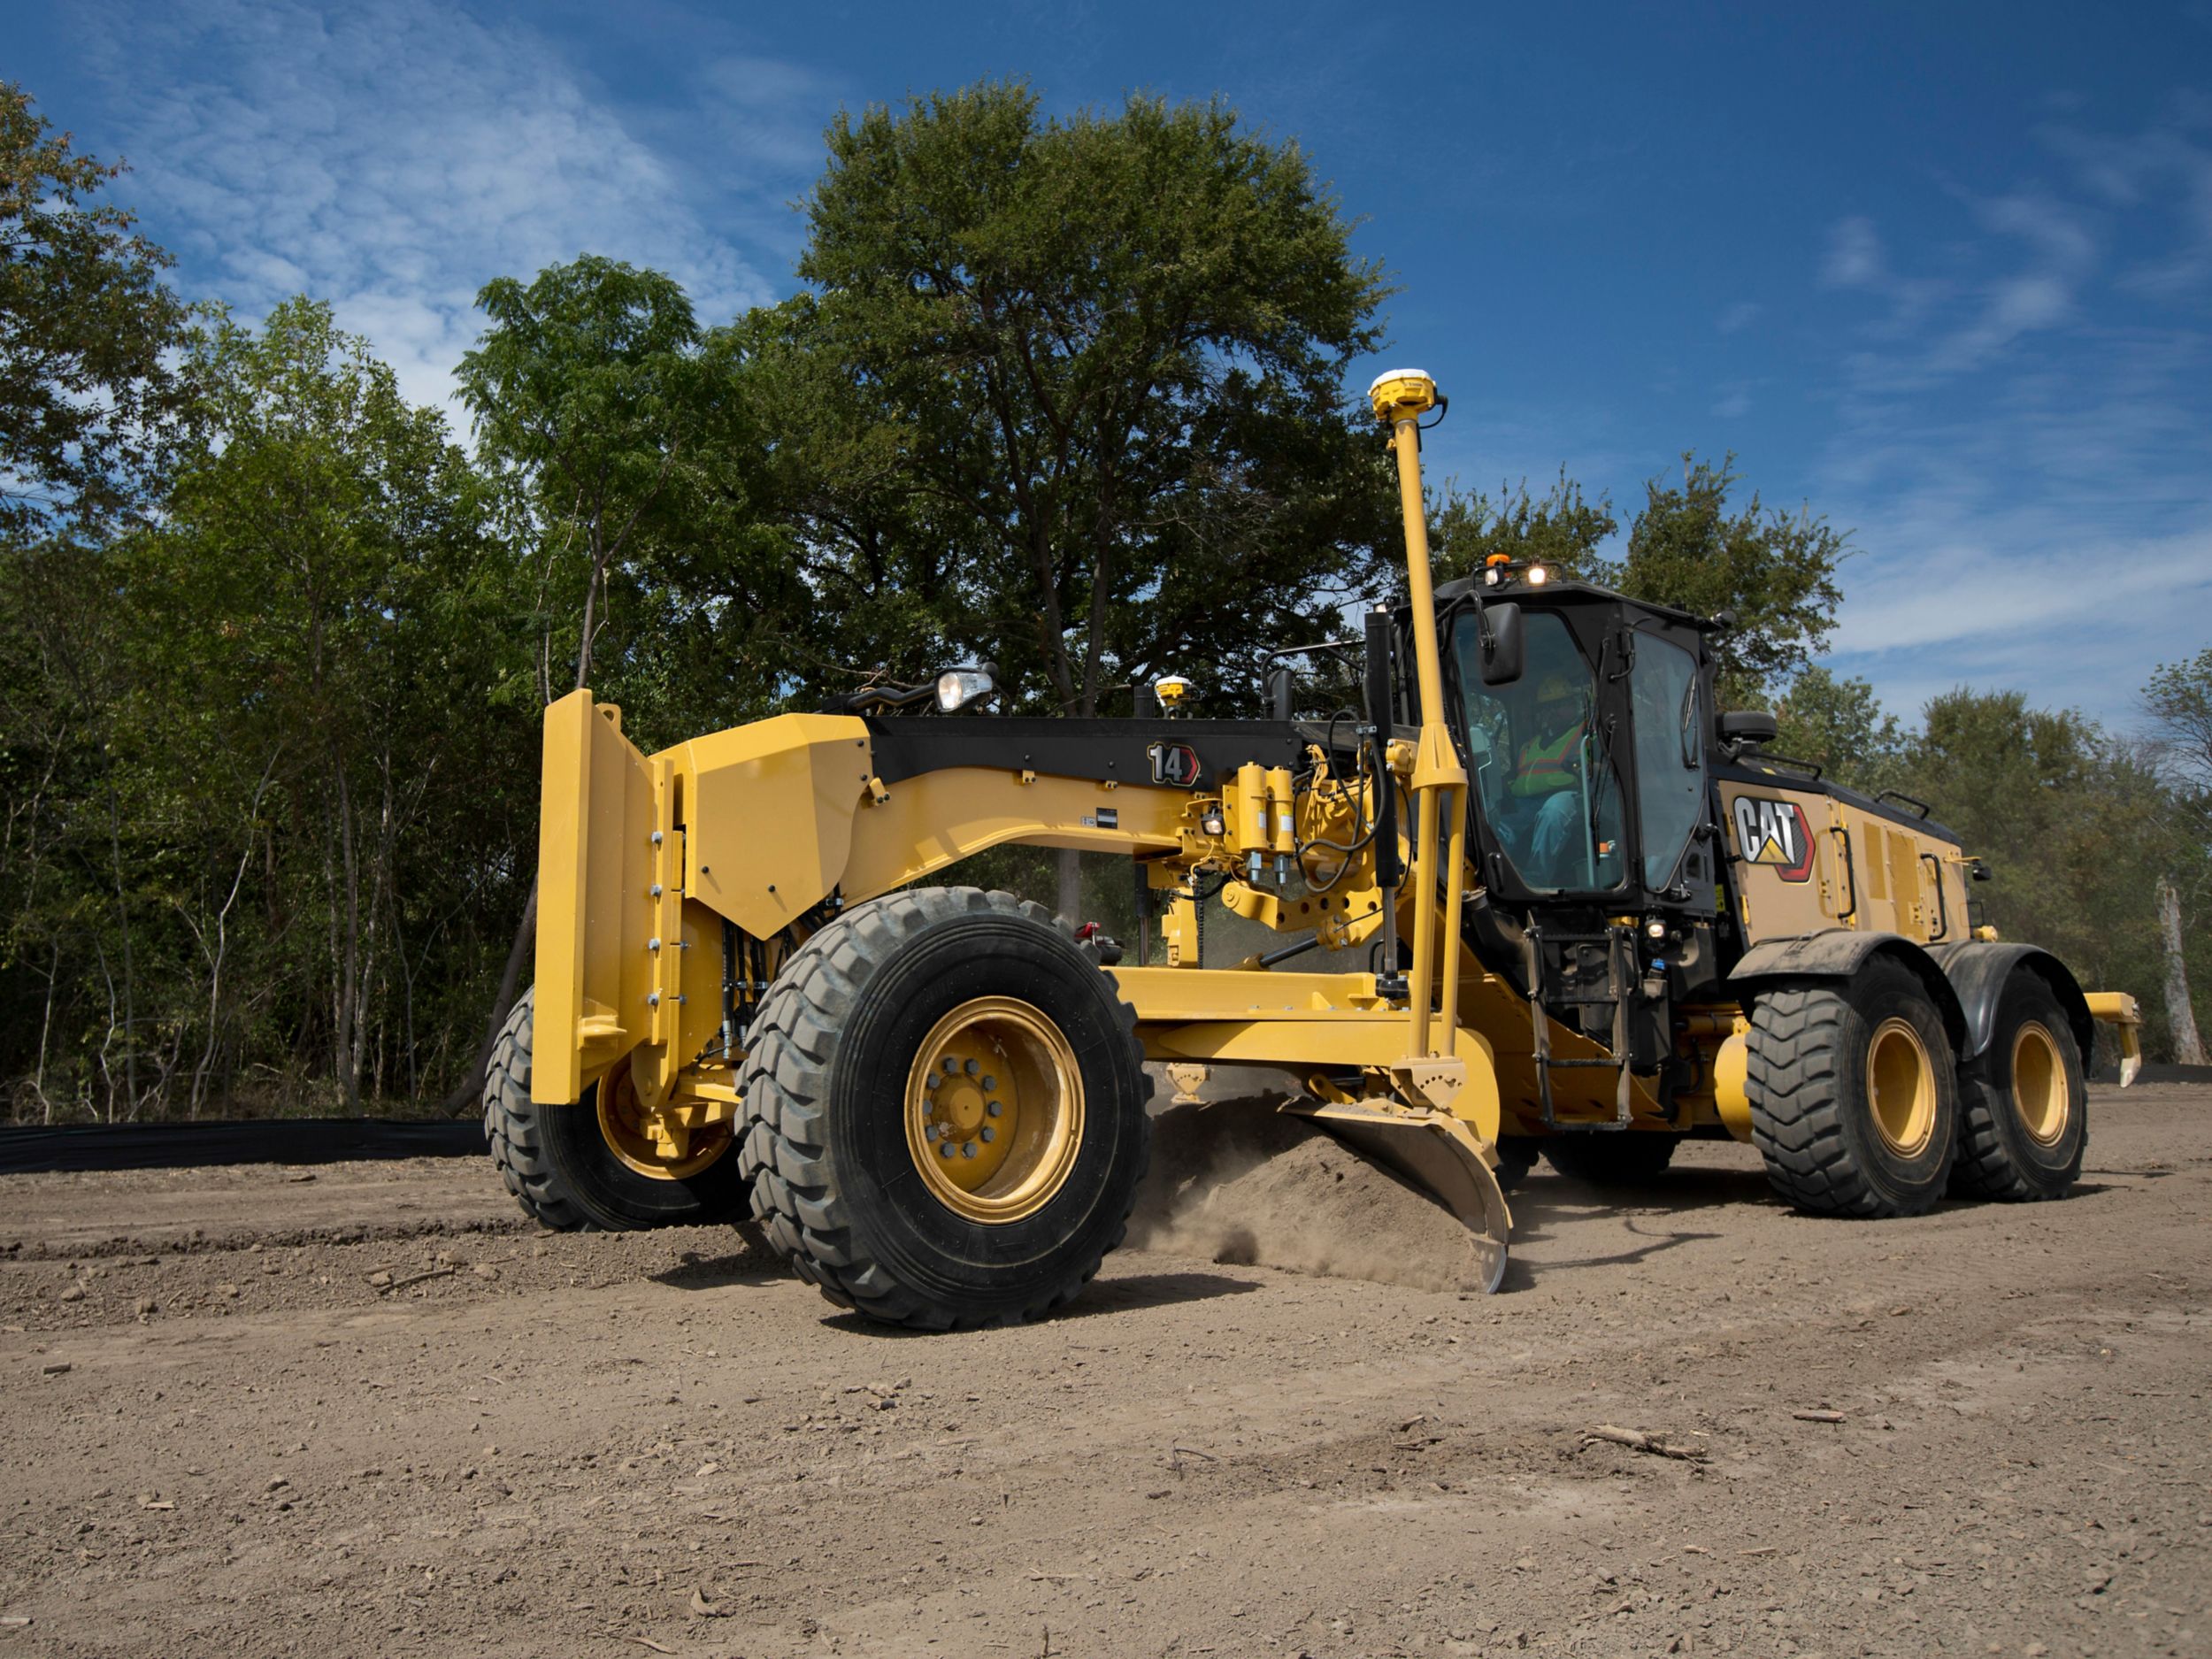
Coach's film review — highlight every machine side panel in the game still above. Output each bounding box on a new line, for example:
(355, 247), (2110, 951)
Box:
(678, 714), (873, 939)
(1719, 777), (1971, 949)
(842, 769), (1186, 903)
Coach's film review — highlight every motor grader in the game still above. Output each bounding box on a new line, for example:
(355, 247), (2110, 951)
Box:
(482, 368), (2144, 1328)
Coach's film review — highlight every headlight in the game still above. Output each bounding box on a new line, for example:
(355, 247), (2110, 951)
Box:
(935, 665), (995, 712)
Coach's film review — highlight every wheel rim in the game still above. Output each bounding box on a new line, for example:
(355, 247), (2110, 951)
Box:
(2010, 1020), (2070, 1147)
(595, 1066), (732, 1180)
(1866, 1016), (1937, 1158)
(904, 996), (1085, 1224)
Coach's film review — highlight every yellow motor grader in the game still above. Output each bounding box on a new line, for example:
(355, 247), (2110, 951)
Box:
(483, 369), (2143, 1328)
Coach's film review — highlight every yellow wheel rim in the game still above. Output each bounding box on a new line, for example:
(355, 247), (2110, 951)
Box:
(2010, 1020), (2070, 1147)
(1867, 1016), (1937, 1158)
(596, 1066), (732, 1181)
(904, 996), (1085, 1224)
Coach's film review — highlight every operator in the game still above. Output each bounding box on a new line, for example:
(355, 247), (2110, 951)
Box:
(1505, 672), (1589, 881)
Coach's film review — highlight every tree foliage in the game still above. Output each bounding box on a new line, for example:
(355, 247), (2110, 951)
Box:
(1428, 470), (1617, 586)
(2, 301), (526, 1118)
(1594, 453), (1847, 708)
(1772, 667), (1909, 795)
(2143, 648), (2212, 793)
(782, 81), (1394, 718)
(0, 81), (195, 541)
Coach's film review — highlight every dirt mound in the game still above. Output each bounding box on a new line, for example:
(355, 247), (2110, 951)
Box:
(1127, 1095), (1494, 1293)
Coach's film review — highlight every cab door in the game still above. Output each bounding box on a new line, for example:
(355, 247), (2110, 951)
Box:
(1622, 623), (1718, 912)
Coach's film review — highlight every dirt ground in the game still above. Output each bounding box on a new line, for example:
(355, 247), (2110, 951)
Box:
(2, 1082), (2207, 1659)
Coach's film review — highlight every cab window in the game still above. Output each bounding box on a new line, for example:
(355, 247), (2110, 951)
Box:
(1629, 633), (1705, 889)
(1453, 610), (1626, 893)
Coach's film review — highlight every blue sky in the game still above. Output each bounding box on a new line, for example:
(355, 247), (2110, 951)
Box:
(12, 0), (2211, 729)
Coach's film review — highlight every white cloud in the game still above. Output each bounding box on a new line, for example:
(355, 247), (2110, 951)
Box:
(1716, 300), (1760, 334)
(1804, 111), (2212, 730)
(80, 0), (827, 413)
(1821, 216), (1885, 288)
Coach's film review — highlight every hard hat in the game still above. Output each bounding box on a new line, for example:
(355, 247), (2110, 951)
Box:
(1535, 672), (1578, 703)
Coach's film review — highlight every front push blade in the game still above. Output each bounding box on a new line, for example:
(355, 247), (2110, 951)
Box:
(1280, 1099), (1513, 1294)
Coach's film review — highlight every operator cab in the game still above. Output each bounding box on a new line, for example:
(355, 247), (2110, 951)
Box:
(1437, 562), (1721, 919)
(1418, 562), (1729, 1104)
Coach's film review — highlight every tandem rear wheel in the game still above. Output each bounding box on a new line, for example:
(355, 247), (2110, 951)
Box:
(1950, 974), (2087, 1202)
(734, 887), (1154, 1330)
(1744, 958), (1959, 1217)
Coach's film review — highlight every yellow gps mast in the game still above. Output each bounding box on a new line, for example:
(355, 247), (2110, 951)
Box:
(1367, 370), (1471, 1064)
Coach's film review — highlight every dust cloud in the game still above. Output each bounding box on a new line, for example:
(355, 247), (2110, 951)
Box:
(1127, 1096), (1495, 1294)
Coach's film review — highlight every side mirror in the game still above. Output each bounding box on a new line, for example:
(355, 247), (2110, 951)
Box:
(1717, 710), (1778, 749)
(1479, 602), (1525, 687)
(1267, 664), (1294, 723)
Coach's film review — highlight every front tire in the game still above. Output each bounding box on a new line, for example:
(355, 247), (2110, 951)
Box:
(736, 887), (1152, 1330)
(481, 988), (751, 1231)
(1745, 958), (1959, 1217)
(1950, 976), (2086, 1202)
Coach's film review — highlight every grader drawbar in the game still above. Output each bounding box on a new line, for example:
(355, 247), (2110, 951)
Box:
(482, 369), (2144, 1328)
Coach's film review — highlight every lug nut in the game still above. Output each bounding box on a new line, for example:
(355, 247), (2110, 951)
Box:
(980, 1126), (996, 1143)
(986, 1101), (1002, 1118)
(938, 1141), (954, 1158)
(964, 1058), (979, 1075)
(962, 1141), (978, 1158)
(941, 1058), (956, 1073)
(980, 1076), (997, 1091)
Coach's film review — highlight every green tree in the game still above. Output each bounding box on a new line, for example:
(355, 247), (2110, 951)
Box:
(1596, 454), (1846, 708)
(1901, 688), (2198, 1061)
(2144, 648), (2212, 790)
(781, 80), (1394, 911)
(459, 256), (711, 703)
(141, 300), (511, 1111)
(1772, 667), (1909, 796)
(0, 300), (522, 1120)
(1428, 469), (1616, 586)
(1, 82), (195, 541)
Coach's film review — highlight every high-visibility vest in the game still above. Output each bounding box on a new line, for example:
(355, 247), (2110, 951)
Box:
(1511, 721), (1585, 796)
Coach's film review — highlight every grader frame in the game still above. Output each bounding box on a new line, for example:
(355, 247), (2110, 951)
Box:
(514, 368), (2142, 1313)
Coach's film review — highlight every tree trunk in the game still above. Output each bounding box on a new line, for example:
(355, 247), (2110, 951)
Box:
(334, 759), (363, 1113)
(104, 786), (140, 1114)
(2157, 877), (2206, 1065)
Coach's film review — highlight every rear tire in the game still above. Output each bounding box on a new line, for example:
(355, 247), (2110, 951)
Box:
(736, 887), (1152, 1330)
(1950, 976), (2086, 1202)
(1745, 959), (1959, 1217)
(1540, 1133), (1681, 1185)
(481, 988), (752, 1232)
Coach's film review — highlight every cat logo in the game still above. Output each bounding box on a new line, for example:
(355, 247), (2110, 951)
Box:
(1148, 741), (1201, 788)
(1732, 795), (1816, 882)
